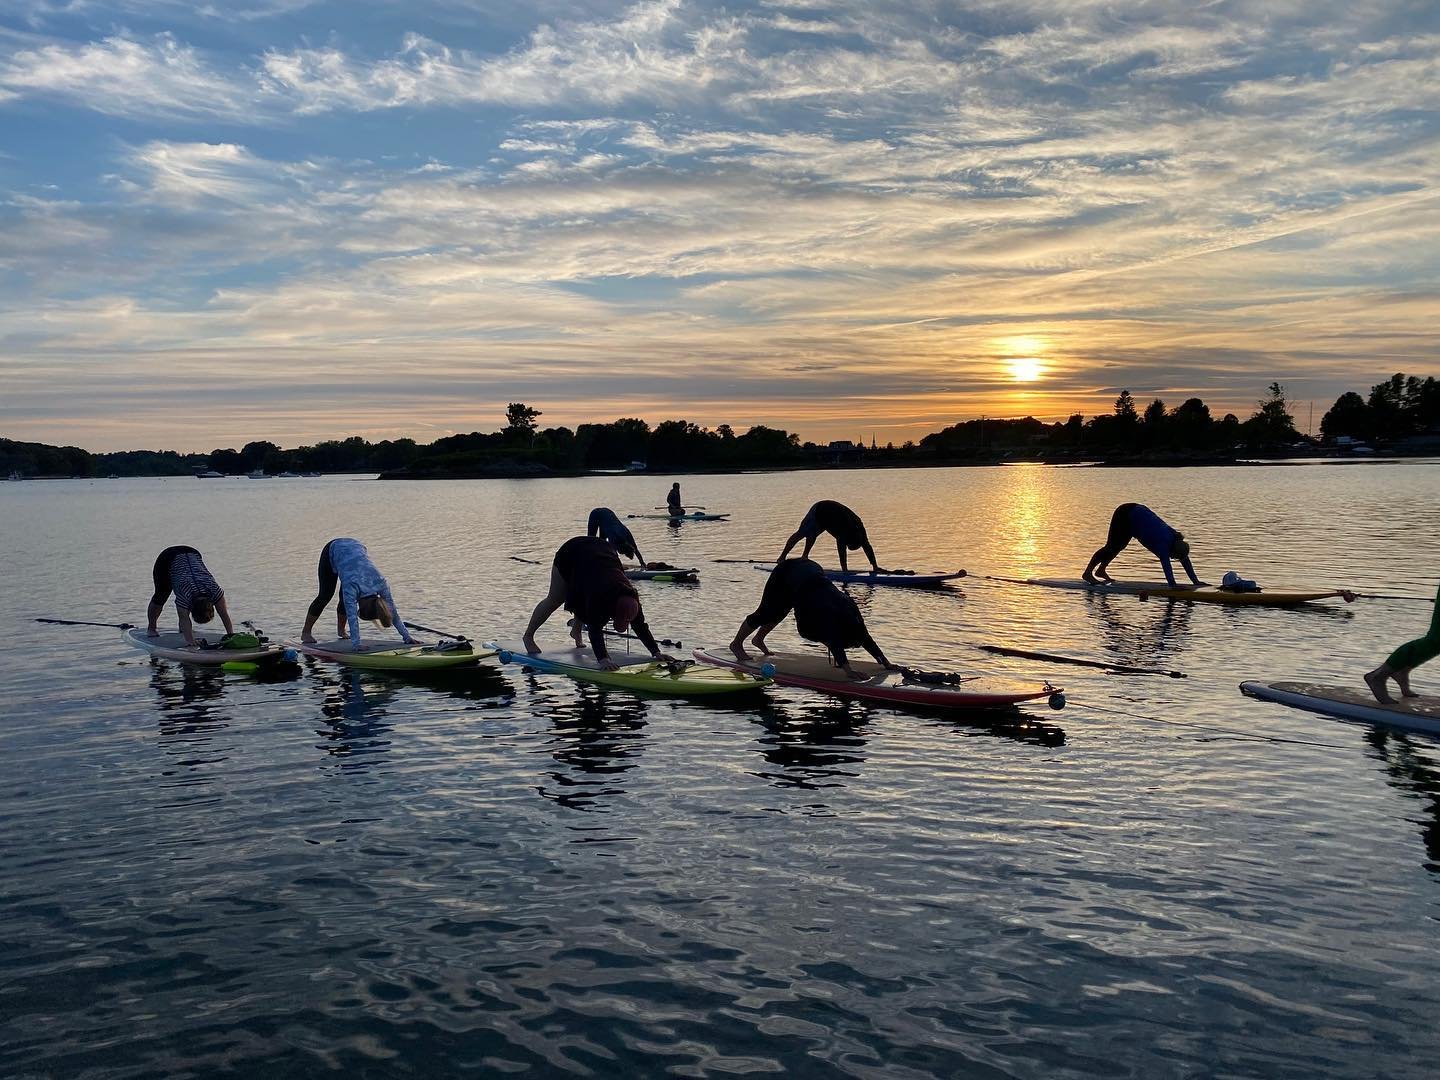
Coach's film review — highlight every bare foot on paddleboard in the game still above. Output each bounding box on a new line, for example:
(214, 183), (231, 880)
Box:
(1364, 668), (1396, 704)
(1397, 672), (1419, 698)
(729, 641), (750, 661)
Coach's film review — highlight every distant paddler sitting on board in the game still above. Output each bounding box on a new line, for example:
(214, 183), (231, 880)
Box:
(667, 483), (685, 517)
(587, 507), (645, 565)
(146, 545), (235, 646)
(730, 558), (898, 680)
(523, 536), (670, 670)
(301, 537), (414, 651)
(1083, 503), (1202, 589)
(1365, 585), (1440, 703)
(777, 500), (884, 574)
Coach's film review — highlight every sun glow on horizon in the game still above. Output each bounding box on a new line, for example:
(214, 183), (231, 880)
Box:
(999, 335), (1049, 383)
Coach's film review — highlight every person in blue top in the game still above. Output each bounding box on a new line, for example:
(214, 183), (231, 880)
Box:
(301, 538), (414, 651)
(1083, 503), (1202, 588)
(587, 507), (645, 565)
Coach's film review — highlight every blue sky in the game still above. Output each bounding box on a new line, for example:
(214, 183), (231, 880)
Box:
(1, 0), (1437, 450)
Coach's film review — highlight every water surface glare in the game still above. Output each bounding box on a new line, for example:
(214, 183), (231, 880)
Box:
(3, 465), (1440, 1078)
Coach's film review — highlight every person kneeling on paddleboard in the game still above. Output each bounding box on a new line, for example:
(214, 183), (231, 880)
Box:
(777, 500), (885, 574)
(587, 507), (645, 566)
(667, 483), (684, 517)
(523, 536), (669, 670)
(301, 538), (413, 652)
(146, 545), (236, 647)
(729, 558), (898, 680)
(1083, 503), (1202, 589)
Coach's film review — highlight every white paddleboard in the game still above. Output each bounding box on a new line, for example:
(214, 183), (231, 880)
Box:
(1240, 680), (1440, 737)
(125, 627), (285, 666)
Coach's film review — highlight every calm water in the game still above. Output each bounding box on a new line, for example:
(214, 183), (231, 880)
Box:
(3, 464), (1440, 1078)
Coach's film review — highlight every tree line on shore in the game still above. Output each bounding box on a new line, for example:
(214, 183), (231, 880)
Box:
(4, 375), (1436, 479)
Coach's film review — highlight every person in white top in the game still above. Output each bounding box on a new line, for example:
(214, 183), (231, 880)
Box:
(301, 538), (413, 651)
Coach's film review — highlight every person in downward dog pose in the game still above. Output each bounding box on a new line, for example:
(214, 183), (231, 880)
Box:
(729, 558), (897, 680)
(1082, 503), (1202, 589)
(587, 507), (645, 566)
(146, 545), (235, 646)
(523, 536), (671, 671)
(776, 500), (884, 574)
(301, 537), (413, 652)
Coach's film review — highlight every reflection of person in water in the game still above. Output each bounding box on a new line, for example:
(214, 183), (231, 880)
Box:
(540, 693), (650, 813)
(315, 669), (397, 766)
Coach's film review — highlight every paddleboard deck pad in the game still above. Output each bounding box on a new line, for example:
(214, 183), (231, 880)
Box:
(1022, 578), (1349, 606)
(126, 628), (289, 666)
(491, 643), (769, 696)
(627, 512), (730, 521)
(625, 566), (700, 582)
(759, 566), (965, 588)
(693, 647), (1064, 711)
(297, 638), (493, 671)
(1241, 680), (1440, 737)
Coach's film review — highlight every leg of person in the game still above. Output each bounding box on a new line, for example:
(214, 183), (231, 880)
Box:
(1367, 584), (1440, 701)
(1084, 505), (1135, 582)
(302, 541), (339, 641)
(335, 593), (347, 639)
(147, 547), (181, 634)
(523, 566), (568, 653)
(729, 616), (758, 657)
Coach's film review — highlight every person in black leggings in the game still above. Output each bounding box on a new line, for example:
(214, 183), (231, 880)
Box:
(587, 507), (645, 565)
(523, 536), (672, 669)
(729, 558), (897, 678)
(1083, 503), (1201, 588)
(777, 500), (884, 573)
(146, 545), (235, 646)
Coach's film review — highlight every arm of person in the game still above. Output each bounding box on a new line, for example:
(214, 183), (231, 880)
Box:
(343, 581), (363, 648)
(178, 606), (196, 647)
(1157, 555), (1179, 588)
(1177, 552), (1202, 586)
(858, 630), (898, 670)
(587, 625), (614, 667)
(860, 538), (881, 573)
(631, 614), (661, 657)
(836, 538), (849, 573)
(383, 588), (412, 643)
(216, 594), (235, 636)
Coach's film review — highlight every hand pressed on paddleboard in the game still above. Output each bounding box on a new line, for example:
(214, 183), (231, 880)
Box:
(729, 558), (898, 679)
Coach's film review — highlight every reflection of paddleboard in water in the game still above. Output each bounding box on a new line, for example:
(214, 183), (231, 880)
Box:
(125, 627), (287, 666)
(693, 648), (1064, 712)
(1241, 681), (1440, 737)
(296, 638), (492, 671)
(1018, 578), (1351, 606)
(757, 566), (965, 588)
(491, 644), (768, 697)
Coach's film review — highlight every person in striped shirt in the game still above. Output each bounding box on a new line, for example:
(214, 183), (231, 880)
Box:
(301, 538), (414, 651)
(146, 545), (235, 646)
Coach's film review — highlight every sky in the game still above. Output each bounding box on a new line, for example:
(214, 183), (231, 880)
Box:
(1, 0), (1437, 452)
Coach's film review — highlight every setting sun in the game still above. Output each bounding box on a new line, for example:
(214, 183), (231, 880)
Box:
(1010, 356), (1044, 382)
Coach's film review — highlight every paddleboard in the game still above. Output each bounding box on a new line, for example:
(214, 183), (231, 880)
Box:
(626, 512), (730, 521)
(490, 643), (769, 696)
(1022, 578), (1349, 606)
(1241, 680), (1440, 737)
(625, 566), (700, 582)
(125, 627), (288, 666)
(758, 566), (965, 588)
(693, 647), (1064, 712)
(296, 637), (493, 671)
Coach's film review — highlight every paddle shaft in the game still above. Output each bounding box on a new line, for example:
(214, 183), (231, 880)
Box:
(36, 617), (135, 629)
(978, 644), (1186, 678)
(405, 621), (470, 640)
